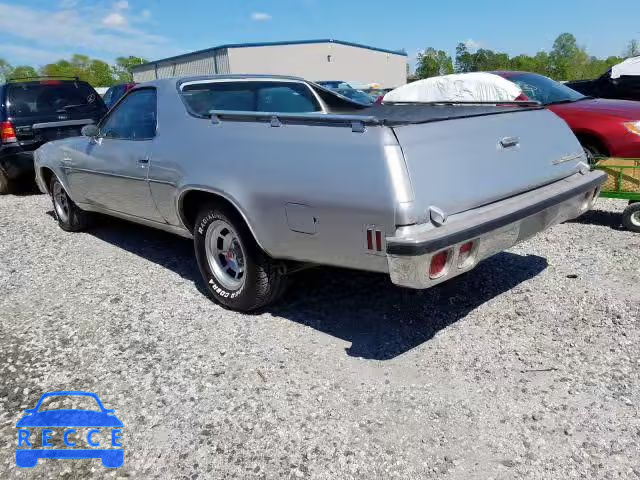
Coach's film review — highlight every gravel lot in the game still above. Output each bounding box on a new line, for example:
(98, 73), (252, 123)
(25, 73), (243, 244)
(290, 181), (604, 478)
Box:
(0, 193), (638, 480)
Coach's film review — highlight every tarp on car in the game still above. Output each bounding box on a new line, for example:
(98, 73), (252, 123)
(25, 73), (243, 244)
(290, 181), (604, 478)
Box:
(611, 56), (640, 79)
(383, 72), (523, 103)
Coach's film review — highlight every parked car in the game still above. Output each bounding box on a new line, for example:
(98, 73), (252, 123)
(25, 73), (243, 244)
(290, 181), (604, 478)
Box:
(493, 71), (640, 161)
(383, 72), (529, 104)
(333, 87), (375, 105)
(316, 80), (353, 89)
(102, 82), (136, 109)
(0, 77), (107, 194)
(566, 56), (640, 101)
(34, 75), (605, 311)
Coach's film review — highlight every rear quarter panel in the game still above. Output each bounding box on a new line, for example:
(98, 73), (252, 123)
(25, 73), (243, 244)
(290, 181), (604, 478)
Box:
(149, 83), (398, 272)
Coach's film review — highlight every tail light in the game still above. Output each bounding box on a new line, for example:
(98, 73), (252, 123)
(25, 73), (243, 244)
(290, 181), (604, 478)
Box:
(429, 250), (450, 279)
(0, 121), (17, 144)
(458, 241), (475, 267)
(366, 226), (384, 252)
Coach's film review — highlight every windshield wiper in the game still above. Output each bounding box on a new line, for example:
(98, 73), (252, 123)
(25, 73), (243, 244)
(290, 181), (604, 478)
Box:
(56, 104), (91, 113)
(548, 96), (593, 105)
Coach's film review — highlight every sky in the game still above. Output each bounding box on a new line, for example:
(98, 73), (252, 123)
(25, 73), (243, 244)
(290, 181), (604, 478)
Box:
(0, 0), (639, 69)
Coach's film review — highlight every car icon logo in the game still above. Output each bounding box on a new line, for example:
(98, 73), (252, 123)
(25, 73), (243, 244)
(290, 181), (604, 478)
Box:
(15, 391), (123, 468)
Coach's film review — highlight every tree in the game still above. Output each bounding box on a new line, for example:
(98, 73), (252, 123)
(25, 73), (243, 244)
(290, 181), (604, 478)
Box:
(88, 59), (116, 86)
(415, 48), (454, 79)
(0, 58), (12, 83)
(8, 65), (38, 80)
(455, 42), (474, 72)
(112, 56), (147, 82)
(624, 39), (640, 58)
(549, 33), (584, 80)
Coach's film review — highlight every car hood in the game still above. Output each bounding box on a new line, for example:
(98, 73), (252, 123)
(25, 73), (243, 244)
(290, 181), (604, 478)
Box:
(550, 98), (640, 119)
(16, 410), (123, 427)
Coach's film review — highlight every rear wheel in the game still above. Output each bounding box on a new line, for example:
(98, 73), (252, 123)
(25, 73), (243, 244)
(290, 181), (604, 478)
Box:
(0, 167), (13, 195)
(49, 176), (91, 232)
(193, 205), (287, 311)
(622, 202), (640, 233)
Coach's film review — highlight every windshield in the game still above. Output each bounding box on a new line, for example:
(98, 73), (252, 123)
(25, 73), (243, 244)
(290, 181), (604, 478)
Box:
(7, 81), (105, 117)
(334, 88), (374, 105)
(317, 81), (352, 90)
(506, 72), (586, 105)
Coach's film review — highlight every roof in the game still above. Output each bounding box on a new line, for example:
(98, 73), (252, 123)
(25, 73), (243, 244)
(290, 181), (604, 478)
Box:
(132, 39), (408, 71)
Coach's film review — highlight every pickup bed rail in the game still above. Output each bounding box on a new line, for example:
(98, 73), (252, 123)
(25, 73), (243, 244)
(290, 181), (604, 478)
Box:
(207, 110), (380, 132)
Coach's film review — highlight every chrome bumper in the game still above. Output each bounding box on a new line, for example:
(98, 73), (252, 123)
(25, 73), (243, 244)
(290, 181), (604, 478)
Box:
(386, 171), (607, 289)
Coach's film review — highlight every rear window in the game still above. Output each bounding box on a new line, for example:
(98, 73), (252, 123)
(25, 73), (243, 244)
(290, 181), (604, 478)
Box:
(181, 81), (321, 116)
(7, 81), (105, 117)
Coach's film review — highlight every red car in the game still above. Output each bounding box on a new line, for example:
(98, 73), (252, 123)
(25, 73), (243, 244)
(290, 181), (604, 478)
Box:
(494, 71), (640, 161)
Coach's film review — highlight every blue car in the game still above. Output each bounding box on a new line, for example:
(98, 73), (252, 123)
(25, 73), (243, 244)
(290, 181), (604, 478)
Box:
(15, 391), (123, 468)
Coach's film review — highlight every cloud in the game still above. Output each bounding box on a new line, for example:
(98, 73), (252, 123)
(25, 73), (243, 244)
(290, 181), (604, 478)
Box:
(141, 9), (151, 19)
(0, 44), (72, 65)
(0, 3), (176, 62)
(103, 12), (127, 28)
(463, 38), (482, 51)
(250, 12), (272, 21)
(114, 0), (129, 9)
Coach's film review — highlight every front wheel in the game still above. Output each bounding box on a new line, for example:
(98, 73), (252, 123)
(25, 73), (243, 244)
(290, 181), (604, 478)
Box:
(622, 202), (640, 233)
(49, 176), (91, 232)
(193, 205), (287, 311)
(581, 143), (607, 166)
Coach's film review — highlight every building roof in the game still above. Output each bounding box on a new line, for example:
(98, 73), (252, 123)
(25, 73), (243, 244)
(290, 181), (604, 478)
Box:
(132, 39), (408, 71)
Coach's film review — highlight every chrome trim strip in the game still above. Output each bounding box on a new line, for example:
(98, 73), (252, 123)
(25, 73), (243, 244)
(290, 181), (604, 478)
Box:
(32, 119), (94, 129)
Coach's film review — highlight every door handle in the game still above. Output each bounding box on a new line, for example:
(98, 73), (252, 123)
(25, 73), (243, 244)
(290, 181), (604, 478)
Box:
(138, 157), (149, 166)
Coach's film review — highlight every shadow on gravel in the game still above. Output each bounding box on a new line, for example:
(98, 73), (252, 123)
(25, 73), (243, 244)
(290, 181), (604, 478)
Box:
(82, 216), (548, 360)
(568, 208), (624, 230)
(7, 178), (42, 196)
(270, 253), (547, 360)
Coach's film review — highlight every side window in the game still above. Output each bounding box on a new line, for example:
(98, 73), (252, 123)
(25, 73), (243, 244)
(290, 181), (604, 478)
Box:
(181, 81), (321, 115)
(256, 84), (320, 113)
(102, 88), (113, 108)
(100, 89), (157, 140)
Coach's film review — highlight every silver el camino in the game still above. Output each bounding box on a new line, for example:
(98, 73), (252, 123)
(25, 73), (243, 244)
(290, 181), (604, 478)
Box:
(34, 75), (606, 311)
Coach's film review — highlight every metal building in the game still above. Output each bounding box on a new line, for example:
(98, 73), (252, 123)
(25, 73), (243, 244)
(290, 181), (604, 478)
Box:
(132, 39), (407, 88)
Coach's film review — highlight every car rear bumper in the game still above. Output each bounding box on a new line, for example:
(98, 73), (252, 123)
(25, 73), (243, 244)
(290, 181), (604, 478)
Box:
(386, 170), (607, 289)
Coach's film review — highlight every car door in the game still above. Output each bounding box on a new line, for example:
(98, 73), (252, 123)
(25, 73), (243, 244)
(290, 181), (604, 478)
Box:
(65, 88), (164, 221)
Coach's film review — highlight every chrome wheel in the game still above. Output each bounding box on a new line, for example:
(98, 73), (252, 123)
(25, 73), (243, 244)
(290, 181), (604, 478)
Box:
(205, 219), (246, 290)
(52, 181), (70, 223)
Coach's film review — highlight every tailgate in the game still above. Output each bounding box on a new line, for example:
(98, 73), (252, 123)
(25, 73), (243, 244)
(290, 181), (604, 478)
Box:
(392, 108), (586, 219)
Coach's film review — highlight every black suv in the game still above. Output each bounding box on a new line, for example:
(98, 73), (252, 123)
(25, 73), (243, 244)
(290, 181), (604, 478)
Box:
(0, 77), (107, 193)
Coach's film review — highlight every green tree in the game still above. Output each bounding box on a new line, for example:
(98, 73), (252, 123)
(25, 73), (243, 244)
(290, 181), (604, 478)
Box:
(88, 59), (116, 86)
(0, 58), (12, 83)
(455, 42), (474, 72)
(8, 65), (38, 80)
(112, 56), (147, 82)
(549, 33), (587, 80)
(415, 48), (454, 78)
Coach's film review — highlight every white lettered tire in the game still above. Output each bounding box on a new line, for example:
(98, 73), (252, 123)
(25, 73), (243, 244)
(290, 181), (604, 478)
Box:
(193, 204), (287, 311)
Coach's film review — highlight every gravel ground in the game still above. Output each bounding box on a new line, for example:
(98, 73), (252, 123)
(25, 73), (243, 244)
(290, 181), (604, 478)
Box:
(0, 193), (638, 480)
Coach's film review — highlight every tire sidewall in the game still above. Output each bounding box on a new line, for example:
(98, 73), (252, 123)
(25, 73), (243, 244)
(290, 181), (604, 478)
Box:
(623, 203), (640, 233)
(49, 176), (82, 231)
(194, 207), (261, 310)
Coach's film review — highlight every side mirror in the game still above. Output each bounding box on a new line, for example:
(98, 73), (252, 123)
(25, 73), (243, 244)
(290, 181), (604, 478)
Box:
(81, 124), (99, 138)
